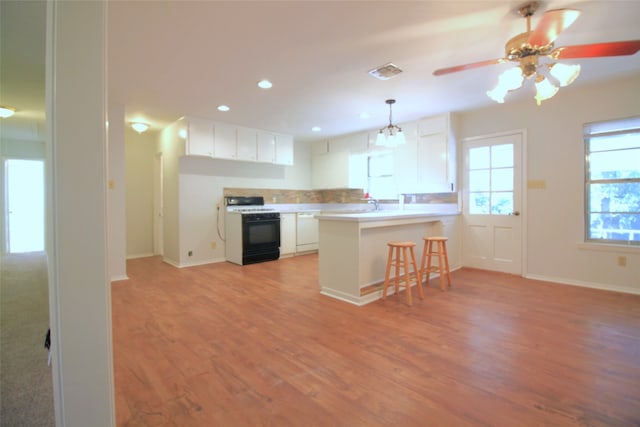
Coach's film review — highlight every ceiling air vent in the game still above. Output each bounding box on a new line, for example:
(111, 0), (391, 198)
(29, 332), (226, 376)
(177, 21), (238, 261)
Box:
(368, 62), (403, 80)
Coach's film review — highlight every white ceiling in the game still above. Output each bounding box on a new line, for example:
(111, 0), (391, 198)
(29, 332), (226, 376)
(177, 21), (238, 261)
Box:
(2, 1), (640, 143)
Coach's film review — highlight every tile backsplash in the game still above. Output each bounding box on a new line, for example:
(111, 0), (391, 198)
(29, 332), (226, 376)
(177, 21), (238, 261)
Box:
(223, 188), (458, 205)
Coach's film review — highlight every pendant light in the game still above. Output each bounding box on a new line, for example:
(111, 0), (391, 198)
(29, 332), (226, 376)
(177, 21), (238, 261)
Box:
(376, 99), (405, 148)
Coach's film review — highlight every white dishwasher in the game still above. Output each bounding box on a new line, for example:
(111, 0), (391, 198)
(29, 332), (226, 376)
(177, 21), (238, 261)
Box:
(296, 212), (319, 253)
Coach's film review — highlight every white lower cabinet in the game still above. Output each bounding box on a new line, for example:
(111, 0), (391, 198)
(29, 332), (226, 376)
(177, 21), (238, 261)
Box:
(280, 213), (297, 257)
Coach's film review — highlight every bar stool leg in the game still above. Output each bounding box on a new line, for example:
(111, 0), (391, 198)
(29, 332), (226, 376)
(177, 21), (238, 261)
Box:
(442, 240), (452, 288)
(436, 241), (446, 291)
(382, 246), (393, 300)
(401, 246), (412, 306)
(409, 245), (424, 301)
(394, 246), (401, 300)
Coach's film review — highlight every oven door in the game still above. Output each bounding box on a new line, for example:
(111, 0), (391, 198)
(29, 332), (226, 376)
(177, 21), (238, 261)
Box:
(242, 214), (281, 264)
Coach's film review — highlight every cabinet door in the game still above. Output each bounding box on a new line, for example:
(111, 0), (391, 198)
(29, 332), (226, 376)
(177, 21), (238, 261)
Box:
(280, 213), (297, 256)
(417, 133), (450, 192)
(275, 134), (294, 165)
(186, 117), (214, 156)
(257, 131), (276, 163)
(213, 123), (237, 159)
(236, 127), (257, 161)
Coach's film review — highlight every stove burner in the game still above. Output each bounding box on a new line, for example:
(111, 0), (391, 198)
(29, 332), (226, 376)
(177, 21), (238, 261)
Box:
(232, 207), (276, 212)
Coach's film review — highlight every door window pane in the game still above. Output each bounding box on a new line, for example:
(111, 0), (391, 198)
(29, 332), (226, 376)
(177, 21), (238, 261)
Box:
(469, 192), (490, 214)
(469, 170), (490, 191)
(467, 143), (514, 216)
(491, 144), (513, 168)
(492, 168), (514, 192)
(491, 192), (513, 215)
(469, 147), (490, 169)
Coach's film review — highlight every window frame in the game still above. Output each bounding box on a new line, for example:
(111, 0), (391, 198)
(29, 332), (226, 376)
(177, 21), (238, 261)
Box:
(584, 117), (640, 247)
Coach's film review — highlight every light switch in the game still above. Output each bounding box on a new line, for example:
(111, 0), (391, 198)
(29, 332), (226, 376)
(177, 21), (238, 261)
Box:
(527, 179), (546, 189)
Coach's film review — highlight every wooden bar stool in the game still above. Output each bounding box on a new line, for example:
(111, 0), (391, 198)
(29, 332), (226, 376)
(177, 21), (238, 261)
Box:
(419, 236), (452, 291)
(382, 241), (424, 306)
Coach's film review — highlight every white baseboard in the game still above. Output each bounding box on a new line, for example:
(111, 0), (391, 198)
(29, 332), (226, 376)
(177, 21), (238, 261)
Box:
(523, 273), (640, 295)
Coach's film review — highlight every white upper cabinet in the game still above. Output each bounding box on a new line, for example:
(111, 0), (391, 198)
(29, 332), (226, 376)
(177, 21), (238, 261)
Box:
(181, 117), (294, 165)
(256, 132), (294, 165)
(417, 113), (457, 192)
(257, 131), (276, 163)
(213, 122), (237, 159)
(275, 134), (294, 165)
(185, 117), (215, 157)
(236, 126), (257, 161)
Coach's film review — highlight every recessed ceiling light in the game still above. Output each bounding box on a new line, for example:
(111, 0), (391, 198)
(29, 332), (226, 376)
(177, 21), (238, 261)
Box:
(131, 122), (149, 133)
(0, 106), (16, 118)
(217, 105), (230, 112)
(311, 126), (322, 132)
(359, 112), (370, 119)
(257, 79), (273, 89)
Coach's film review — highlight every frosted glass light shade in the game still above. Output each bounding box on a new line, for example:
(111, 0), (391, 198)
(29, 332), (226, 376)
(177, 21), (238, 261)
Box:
(549, 63), (581, 87)
(131, 122), (150, 133)
(534, 75), (559, 106)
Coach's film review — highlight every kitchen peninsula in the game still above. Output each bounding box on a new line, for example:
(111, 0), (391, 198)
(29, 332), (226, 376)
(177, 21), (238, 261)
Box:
(316, 210), (459, 305)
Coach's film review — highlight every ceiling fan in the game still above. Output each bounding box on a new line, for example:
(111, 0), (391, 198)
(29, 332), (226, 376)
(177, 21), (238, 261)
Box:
(433, 1), (640, 105)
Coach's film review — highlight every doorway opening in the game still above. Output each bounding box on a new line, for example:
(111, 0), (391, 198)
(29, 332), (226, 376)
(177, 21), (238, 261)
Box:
(4, 159), (45, 253)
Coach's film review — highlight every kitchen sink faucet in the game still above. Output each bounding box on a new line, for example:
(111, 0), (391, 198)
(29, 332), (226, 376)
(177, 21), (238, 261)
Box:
(367, 198), (380, 211)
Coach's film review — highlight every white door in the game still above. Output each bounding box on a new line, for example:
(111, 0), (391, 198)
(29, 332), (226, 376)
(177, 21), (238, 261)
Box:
(5, 159), (45, 253)
(462, 131), (524, 274)
(153, 153), (164, 255)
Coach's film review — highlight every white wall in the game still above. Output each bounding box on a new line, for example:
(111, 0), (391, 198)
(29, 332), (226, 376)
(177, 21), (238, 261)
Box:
(176, 140), (311, 266)
(46, 1), (114, 425)
(125, 128), (157, 258)
(457, 73), (640, 293)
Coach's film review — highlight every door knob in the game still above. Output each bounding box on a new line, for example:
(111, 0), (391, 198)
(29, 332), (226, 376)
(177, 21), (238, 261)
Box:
(510, 211), (520, 216)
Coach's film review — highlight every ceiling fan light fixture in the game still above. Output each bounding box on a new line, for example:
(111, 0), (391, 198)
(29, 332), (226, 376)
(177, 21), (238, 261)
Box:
(534, 75), (559, 106)
(487, 86), (508, 103)
(487, 66), (524, 103)
(376, 99), (405, 148)
(549, 62), (581, 87)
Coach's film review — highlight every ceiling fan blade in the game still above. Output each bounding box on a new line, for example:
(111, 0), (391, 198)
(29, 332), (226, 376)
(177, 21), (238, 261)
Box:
(433, 58), (504, 76)
(528, 9), (580, 47)
(550, 40), (640, 59)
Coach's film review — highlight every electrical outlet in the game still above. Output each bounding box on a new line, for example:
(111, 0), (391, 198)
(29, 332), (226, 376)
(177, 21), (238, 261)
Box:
(211, 241), (216, 249)
(188, 250), (193, 257)
(617, 256), (627, 267)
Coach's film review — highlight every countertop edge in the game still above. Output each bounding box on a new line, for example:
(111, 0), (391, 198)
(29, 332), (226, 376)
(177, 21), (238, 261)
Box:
(315, 211), (460, 222)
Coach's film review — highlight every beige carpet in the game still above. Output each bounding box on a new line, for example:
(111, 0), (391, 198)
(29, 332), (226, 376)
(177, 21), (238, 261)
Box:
(0, 252), (55, 427)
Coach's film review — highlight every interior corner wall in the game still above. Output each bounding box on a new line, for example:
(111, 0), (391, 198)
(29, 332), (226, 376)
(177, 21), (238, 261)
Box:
(177, 139), (312, 267)
(125, 127), (156, 258)
(457, 72), (640, 293)
(158, 122), (184, 266)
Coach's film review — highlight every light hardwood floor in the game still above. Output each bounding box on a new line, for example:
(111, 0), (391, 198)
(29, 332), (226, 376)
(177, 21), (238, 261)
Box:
(112, 254), (640, 426)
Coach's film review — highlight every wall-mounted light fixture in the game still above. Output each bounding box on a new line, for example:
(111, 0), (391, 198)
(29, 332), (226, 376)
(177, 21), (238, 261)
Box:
(0, 106), (17, 118)
(130, 122), (150, 133)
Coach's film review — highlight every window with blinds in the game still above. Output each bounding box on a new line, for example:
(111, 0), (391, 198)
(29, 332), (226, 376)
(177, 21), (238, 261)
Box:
(584, 116), (640, 245)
